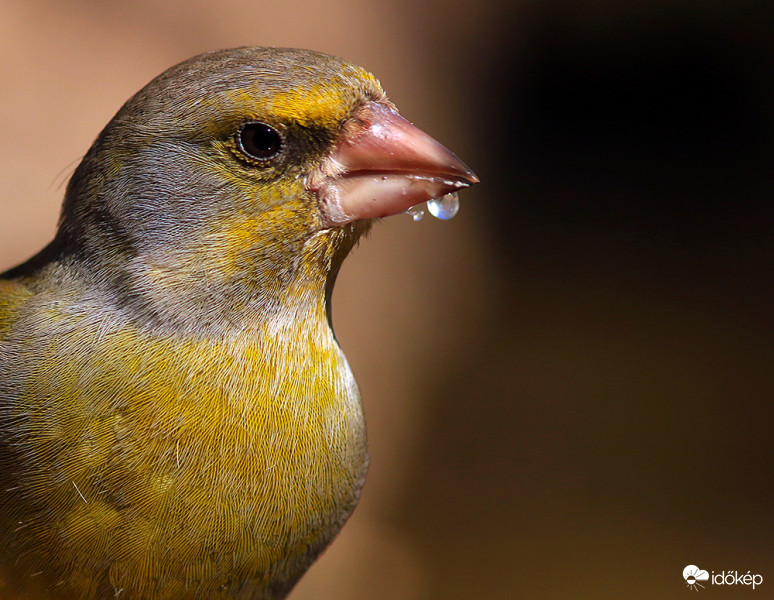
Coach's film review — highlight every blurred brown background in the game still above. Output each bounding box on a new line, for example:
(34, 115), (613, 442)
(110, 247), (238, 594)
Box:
(1, 1), (772, 598)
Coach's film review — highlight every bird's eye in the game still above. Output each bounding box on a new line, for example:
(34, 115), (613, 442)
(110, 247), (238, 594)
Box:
(236, 122), (283, 161)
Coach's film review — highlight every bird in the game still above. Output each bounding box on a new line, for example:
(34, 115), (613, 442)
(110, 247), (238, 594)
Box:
(0, 47), (477, 600)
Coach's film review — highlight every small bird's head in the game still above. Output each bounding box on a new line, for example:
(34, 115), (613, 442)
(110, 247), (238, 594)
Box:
(46, 48), (477, 329)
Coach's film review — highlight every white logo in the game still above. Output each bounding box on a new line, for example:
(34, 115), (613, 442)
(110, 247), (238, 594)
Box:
(683, 564), (763, 591)
(683, 565), (709, 591)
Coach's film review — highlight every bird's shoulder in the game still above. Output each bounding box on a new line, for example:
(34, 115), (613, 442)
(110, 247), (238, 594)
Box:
(0, 278), (34, 342)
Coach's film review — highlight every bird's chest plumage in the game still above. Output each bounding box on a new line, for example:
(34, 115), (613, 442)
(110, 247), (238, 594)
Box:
(0, 307), (367, 599)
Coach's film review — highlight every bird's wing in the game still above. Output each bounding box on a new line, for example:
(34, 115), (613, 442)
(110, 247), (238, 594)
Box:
(0, 279), (33, 343)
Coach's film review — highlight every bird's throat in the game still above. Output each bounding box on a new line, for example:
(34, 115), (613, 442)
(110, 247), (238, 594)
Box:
(110, 200), (367, 335)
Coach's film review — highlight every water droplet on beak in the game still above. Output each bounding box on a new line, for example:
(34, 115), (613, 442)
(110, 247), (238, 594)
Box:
(406, 206), (425, 221)
(427, 192), (460, 220)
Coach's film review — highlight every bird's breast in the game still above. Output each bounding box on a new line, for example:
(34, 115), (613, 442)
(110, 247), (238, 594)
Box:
(0, 306), (367, 597)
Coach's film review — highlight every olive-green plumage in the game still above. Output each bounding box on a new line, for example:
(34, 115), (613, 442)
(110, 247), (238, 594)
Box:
(0, 48), (382, 599)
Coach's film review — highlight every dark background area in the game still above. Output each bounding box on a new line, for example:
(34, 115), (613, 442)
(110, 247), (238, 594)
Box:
(1, 1), (772, 598)
(397, 3), (774, 598)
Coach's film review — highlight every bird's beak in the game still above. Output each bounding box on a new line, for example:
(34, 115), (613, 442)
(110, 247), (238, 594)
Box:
(314, 102), (479, 226)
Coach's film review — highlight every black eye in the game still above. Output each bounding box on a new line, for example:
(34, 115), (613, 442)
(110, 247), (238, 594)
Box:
(236, 122), (282, 161)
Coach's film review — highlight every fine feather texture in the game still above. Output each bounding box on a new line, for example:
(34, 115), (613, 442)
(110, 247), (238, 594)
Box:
(0, 48), (376, 600)
(0, 273), (366, 599)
